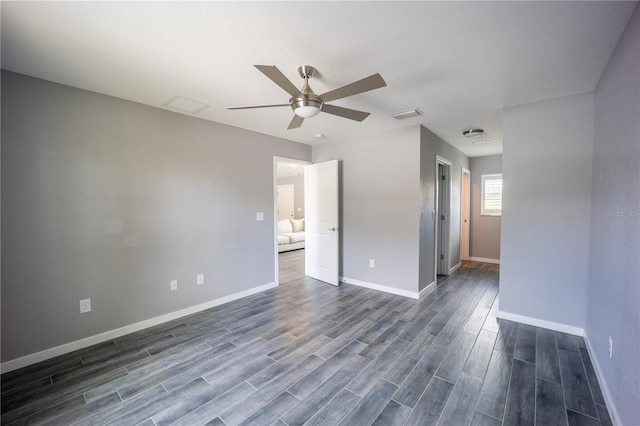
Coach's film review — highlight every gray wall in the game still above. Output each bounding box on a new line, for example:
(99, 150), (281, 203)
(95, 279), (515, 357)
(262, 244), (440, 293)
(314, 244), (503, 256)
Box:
(500, 92), (594, 329)
(1, 71), (311, 362)
(419, 126), (470, 291)
(277, 174), (305, 219)
(312, 126), (421, 294)
(588, 3), (640, 424)
(469, 155), (502, 260)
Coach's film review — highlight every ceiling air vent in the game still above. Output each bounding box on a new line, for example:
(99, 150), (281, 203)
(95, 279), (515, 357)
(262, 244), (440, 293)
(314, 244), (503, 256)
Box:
(391, 108), (424, 120)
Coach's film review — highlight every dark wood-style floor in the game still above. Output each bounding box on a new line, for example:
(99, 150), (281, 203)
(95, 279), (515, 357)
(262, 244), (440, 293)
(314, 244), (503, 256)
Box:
(1, 251), (611, 425)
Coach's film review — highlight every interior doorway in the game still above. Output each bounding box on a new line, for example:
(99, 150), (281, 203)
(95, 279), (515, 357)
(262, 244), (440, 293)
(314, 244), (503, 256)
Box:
(461, 168), (471, 261)
(273, 158), (341, 288)
(435, 156), (452, 282)
(274, 158), (309, 286)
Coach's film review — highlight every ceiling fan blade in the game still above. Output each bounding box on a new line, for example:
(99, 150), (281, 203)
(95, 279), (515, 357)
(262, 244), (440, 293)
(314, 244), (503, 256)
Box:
(288, 115), (304, 130)
(226, 103), (290, 110)
(321, 104), (371, 122)
(255, 65), (302, 98)
(319, 73), (386, 103)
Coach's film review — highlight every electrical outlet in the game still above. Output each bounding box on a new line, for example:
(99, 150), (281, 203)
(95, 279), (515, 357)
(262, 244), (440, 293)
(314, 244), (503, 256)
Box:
(369, 259), (375, 268)
(170, 280), (178, 291)
(256, 212), (264, 221)
(609, 336), (613, 358)
(79, 298), (91, 314)
(197, 274), (205, 285)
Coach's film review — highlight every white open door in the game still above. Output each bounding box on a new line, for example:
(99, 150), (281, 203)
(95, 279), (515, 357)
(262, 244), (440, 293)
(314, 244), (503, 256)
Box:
(304, 160), (339, 286)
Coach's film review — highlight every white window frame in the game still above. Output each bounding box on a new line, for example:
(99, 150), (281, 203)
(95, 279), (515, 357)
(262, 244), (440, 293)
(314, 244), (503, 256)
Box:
(481, 174), (502, 216)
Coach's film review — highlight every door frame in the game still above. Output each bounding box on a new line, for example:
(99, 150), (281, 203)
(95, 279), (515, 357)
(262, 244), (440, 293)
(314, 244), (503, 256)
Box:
(273, 156), (310, 287)
(461, 168), (471, 261)
(434, 155), (452, 283)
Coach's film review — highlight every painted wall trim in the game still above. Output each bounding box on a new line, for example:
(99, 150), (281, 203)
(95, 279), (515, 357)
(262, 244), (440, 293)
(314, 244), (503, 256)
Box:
(419, 281), (437, 299)
(341, 276), (419, 299)
(0, 282), (277, 374)
(497, 310), (584, 337)
(469, 256), (501, 264)
(583, 333), (622, 426)
(449, 262), (461, 274)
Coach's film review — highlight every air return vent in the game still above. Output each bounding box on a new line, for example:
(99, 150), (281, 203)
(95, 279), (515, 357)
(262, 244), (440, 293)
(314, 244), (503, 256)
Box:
(163, 95), (210, 114)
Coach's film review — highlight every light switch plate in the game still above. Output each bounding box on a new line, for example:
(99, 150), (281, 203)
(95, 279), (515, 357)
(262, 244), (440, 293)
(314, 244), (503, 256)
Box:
(256, 212), (264, 221)
(197, 274), (205, 285)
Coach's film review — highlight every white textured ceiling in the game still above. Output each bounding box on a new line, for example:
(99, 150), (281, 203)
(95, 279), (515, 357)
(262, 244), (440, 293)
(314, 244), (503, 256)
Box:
(1, 1), (636, 157)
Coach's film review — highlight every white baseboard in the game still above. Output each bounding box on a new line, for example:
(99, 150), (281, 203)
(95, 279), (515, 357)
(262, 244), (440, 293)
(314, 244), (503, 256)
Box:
(495, 311), (623, 424)
(468, 257), (501, 264)
(449, 262), (461, 274)
(341, 276), (419, 299)
(496, 310), (585, 336)
(419, 281), (437, 299)
(583, 333), (622, 426)
(0, 282), (277, 374)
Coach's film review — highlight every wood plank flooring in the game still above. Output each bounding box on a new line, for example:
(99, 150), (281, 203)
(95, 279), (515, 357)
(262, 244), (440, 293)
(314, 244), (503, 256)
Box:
(1, 253), (612, 425)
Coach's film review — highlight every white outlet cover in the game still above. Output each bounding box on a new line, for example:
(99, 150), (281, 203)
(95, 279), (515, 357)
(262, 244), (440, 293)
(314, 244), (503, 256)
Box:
(170, 280), (178, 291)
(369, 259), (375, 268)
(197, 274), (205, 285)
(79, 298), (91, 313)
(256, 212), (264, 221)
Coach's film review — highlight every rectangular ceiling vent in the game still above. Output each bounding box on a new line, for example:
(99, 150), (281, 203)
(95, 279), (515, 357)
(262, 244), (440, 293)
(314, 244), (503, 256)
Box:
(162, 95), (210, 114)
(391, 108), (424, 120)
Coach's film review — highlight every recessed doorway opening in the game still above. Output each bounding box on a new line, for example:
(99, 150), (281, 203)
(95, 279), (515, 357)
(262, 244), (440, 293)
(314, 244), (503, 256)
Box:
(273, 157), (341, 288)
(435, 156), (452, 284)
(274, 158), (309, 286)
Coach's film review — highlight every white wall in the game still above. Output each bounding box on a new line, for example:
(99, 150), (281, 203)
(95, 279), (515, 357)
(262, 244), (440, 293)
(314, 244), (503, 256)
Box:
(588, 3), (640, 424)
(500, 92), (594, 331)
(312, 126), (421, 296)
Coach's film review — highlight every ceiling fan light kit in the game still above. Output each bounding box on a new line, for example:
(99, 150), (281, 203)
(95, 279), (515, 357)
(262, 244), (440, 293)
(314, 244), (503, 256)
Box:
(291, 99), (322, 118)
(227, 64), (386, 130)
(293, 105), (321, 118)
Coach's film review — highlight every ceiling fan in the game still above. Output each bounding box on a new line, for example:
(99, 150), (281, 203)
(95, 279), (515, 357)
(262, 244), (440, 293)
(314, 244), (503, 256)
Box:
(227, 65), (387, 130)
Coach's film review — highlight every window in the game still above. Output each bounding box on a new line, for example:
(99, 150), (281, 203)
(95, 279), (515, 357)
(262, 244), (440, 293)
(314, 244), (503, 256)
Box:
(481, 174), (502, 216)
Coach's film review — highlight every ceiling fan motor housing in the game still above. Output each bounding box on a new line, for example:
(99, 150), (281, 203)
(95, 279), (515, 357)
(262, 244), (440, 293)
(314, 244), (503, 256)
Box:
(291, 94), (323, 117)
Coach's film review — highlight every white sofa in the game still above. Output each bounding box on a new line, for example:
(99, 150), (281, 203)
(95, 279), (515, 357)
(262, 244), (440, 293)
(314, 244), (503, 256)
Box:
(277, 218), (305, 252)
